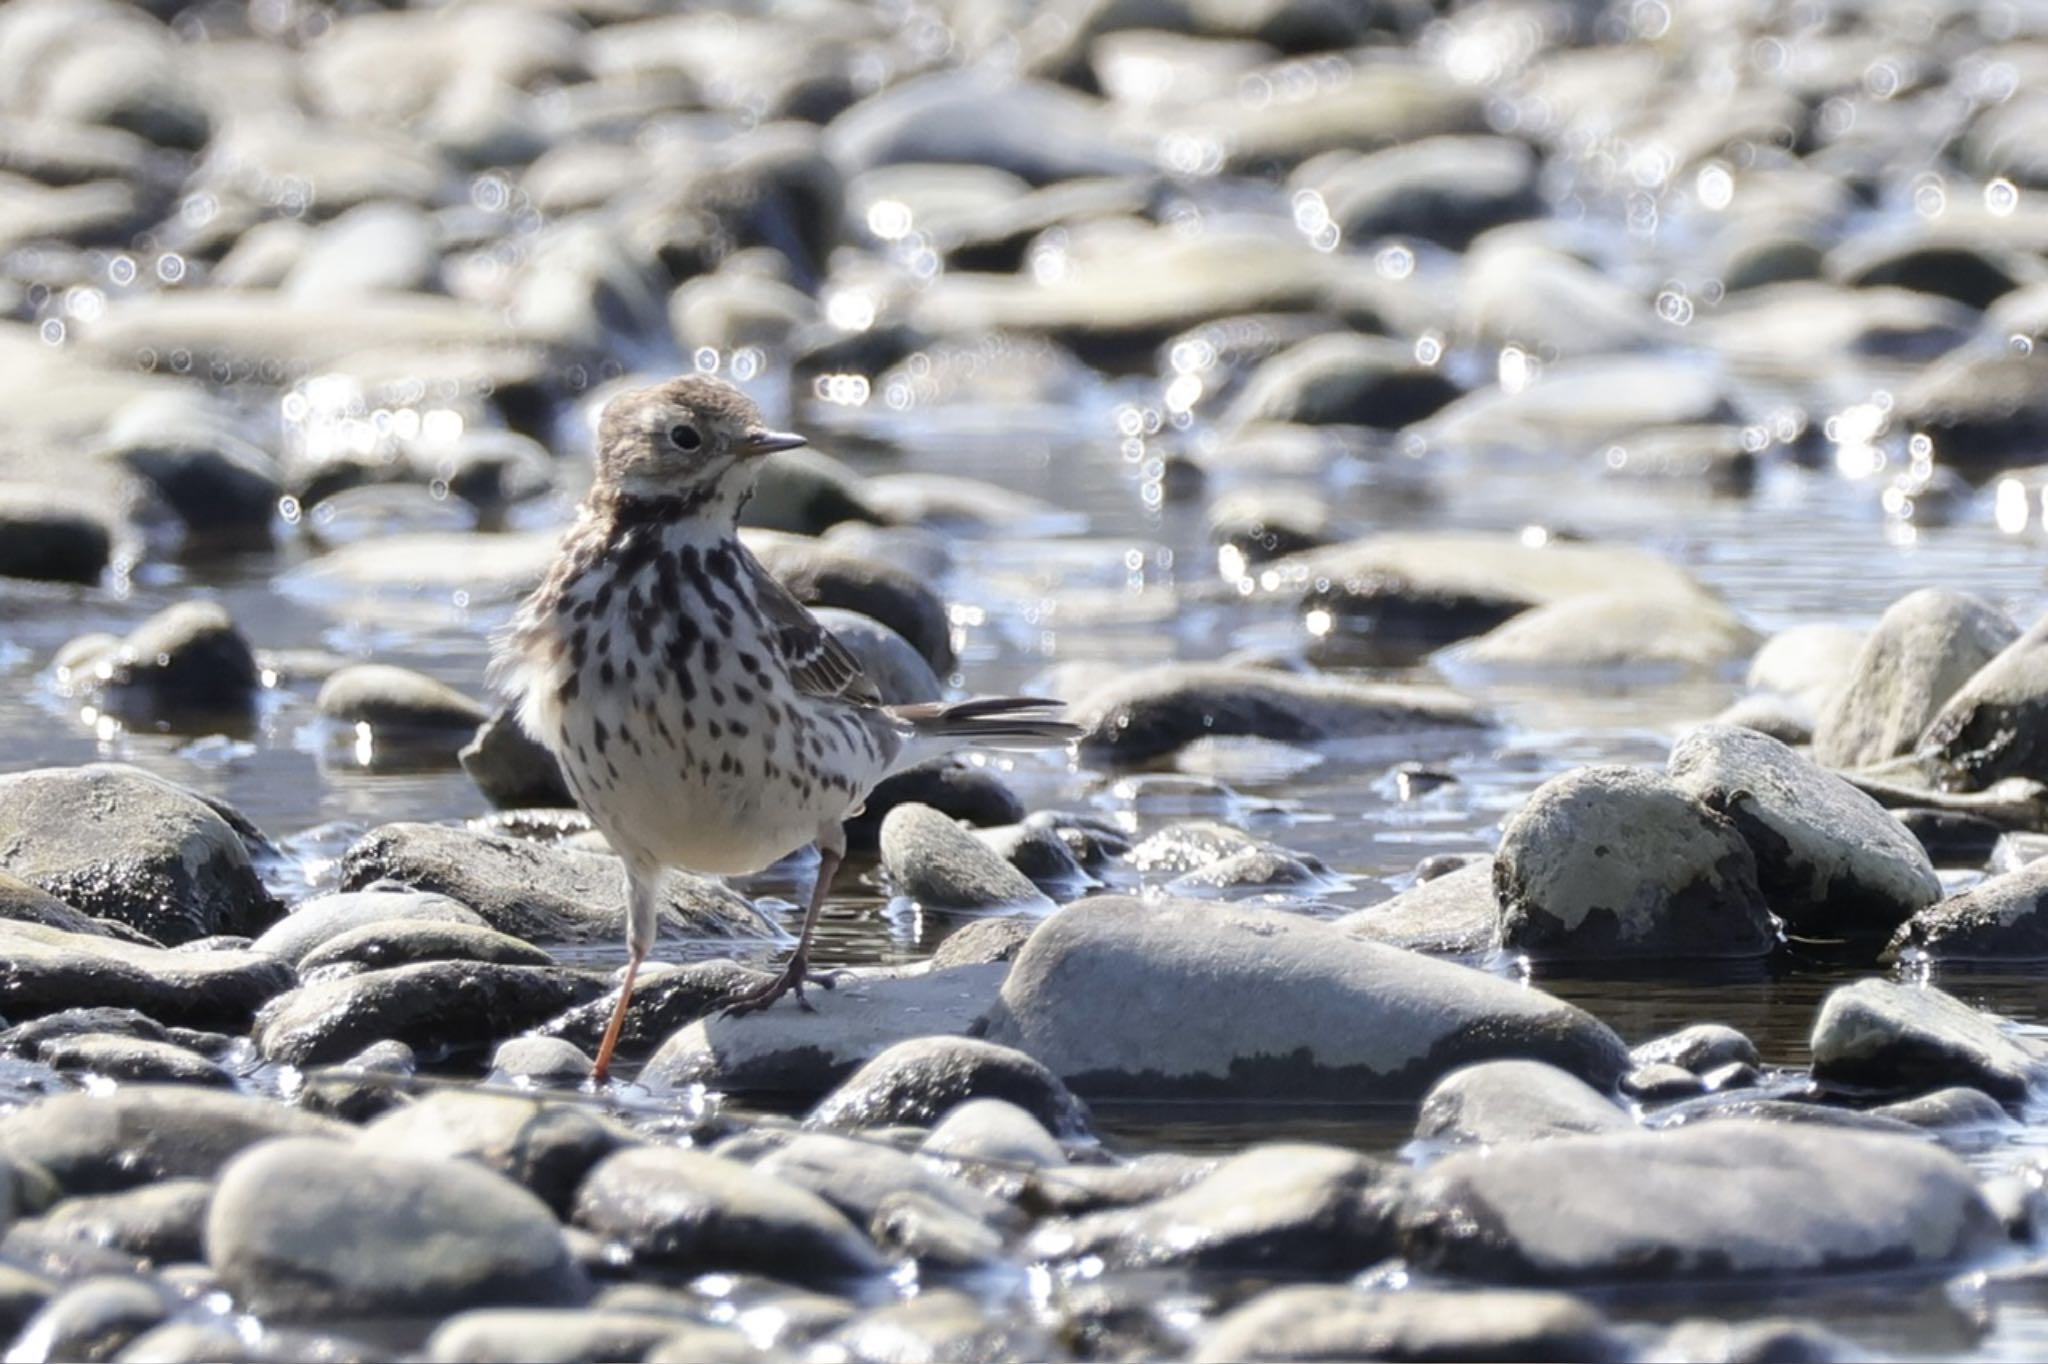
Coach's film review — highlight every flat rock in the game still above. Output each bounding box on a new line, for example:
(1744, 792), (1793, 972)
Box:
(360, 1090), (635, 1218)
(1069, 664), (1490, 766)
(0, 764), (280, 945)
(1667, 724), (1941, 938)
(981, 897), (1630, 1100)
(1400, 1120), (2003, 1283)
(0, 921), (293, 1028)
(1809, 978), (2048, 1103)
(1812, 590), (2017, 769)
(0, 1087), (347, 1195)
(298, 918), (555, 975)
(752, 1132), (1011, 1231)
(537, 958), (771, 1061)
(7, 1274), (170, 1363)
(573, 1146), (885, 1285)
(315, 663), (488, 760)
(249, 888), (489, 966)
(1415, 1060), (1633, 1148)
(1454, 590), (1760, 673)
(878, 804), (1053, 914)
(255, 961), (606, 1067)
(1337, 858), (1500, 956)
(1631, 1024), (1760, 1076)
(1305, 134), (1542, 250)
(1886, 856), (2048, 961)
(1494, 766), (1778, 960)
(808, 1035), (1089, 1138)
(337, 822), (766, 944)
(1193, 1285), (1629, 1364)
(423, 1309), (691, 1364)
(37, 1033), (233, 1088)
(208, 1138), (587, 1321)
(14, 1179), (213, 1263)
(922, 1098), (1066, 1171)
(640, 963), (1007, 1098)
(1919, 612), (2048, 792)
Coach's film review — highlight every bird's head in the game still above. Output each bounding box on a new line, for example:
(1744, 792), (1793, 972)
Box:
(592, 374), (805, 519)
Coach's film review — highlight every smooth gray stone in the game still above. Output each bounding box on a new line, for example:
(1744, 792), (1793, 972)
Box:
(1193, 1285), (1628, 1364)
(360, 1090), (635, 1218)
(0, 1087), (346, 1195)
(1337, 859), (1500, 956)
(255, 961), (606, 1067)
(1810, 978), (2048, 1102)
(1032, 1143), (1398, 1274)
(1668, 724), (1941, 938)
(981, 897), (1629, 1100)
(808, 608), (941, 705)
(1653, 1316), (1871, 1364)
(808, 1035), (1089, 1138)
(1415, 1060), (1632, 1148)
(1895, 348), (2048, 480)
(740, 451), (878, 539)
(0, 1007), (168, 1058)
(878, 803), (1052, 914)
(1401, 1120), (2002, 1282)
(249, 889), (488, 966)
(0, 486), (110, 584)
(91, 602), (263, 720)
(0, 922), (293, 1030)
(460, 706), (575, 809)
(927, 917), (1037, 970)
(1167, 845), (1331, 895)
(1457, 590), (1760, 673)
(15, 1179), (213, 1263)
(1812, 590), (2017, 769)
(812, 1288), (1046, 1362)
(0, 871), (150, 942)
(868, 1189), (1005, 1270)
(969, 824), (1094, 899)
(1887, 857), (2048, 961)
(1070, 664), (1491, 766)
(1869, 1086), (2019, 1134)
(0, 765), (279, 946)
(537, 958), (769, 1060)
(7, 1274), (169, 1363)
(1920, 612), (2048, 792)
(921, 1099), (1065, 1171)
(573, 1146), (885, 1285)
(299, 918), (554, 975)
(36, 1033), (232, 1088)
(744, 531), (953, 673)
(1630, 1024), (1761, 1075)
(1305, 134), (1542, 249)
(752, 1133), (1012, 1231)
(824, 69), (1146, 186)
(1494, 766), (1777, 960)
(1746, 623), (1866, 711)
(488, 1036), (593, 1084)
(337, 822), (767, 944)
(285, 202), (441, 302)
(1219, 332), (1458, 431)
(1715, 691), (1815, 748)
(424, 1309), (693, 1364)
(208, 1138), (587, 1321)
(315, 663), (487, 736)
(641, 963), (1006, 1099)
(112, 432), (282, 549)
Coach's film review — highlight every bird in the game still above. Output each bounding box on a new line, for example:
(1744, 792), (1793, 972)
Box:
(491, 374), (1080, 1082)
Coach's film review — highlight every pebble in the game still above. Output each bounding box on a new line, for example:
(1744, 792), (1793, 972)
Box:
(921, 1098), (1066, 1171)
(36, 1032), (233, 1088)
(254, 960), (605, 1068)
(208, 1138), (588, 1321)
(808, 1035), (1090, 1138)
(313, 663), (489, 761)
(488, 1035), (594, 1084)
(1631, 1024), (1761, 1076)
(878, 803), (1054, 914)
(1414, 1059), (1633, 1148)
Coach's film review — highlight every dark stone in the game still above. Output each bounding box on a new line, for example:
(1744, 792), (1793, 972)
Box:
(255, 961), (607, 1068)
(809, 1035), (1091, 1139)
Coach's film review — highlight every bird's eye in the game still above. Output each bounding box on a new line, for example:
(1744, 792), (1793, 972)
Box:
(669, 423), (702, 451)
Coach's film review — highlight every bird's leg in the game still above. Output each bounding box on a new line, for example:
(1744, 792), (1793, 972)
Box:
(720, 828), (846, 1018)
(591, 864), (663, 1083)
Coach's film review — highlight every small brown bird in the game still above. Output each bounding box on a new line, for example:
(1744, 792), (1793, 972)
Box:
(493, 375), (1078, 1080)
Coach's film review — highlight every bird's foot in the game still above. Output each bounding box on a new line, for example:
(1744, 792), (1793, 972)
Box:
(718, 954), (838, 1018)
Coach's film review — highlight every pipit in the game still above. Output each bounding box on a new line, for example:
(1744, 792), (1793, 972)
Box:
(494, 374), (1079, 1081)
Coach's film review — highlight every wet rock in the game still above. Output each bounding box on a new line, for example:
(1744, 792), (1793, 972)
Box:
(1455, 237), (1660, 358)
(110, 432), (284, 550)
(825, 70), (1145, 186)
(423, 1309), (690, 1364)
(298, 919), (555, 975)
(1455, 591), (1760, 673)
(753, 1133), (1011, 1234)
(1896, 808), (2004, 865)
(360, 1090), (634, 1219)
(1886, 857), (2048, 962)
(643, 964), (1007, 1100)
(970, 824), (1094, 900)
(83, 602), (263, 721)
(1745, 622), (1865, 715)
(15, 1179), (213, 1263)
(337, 822), (767, 945)
(1034, 1143), (1398, 1274)
(1631, 1024), (1761, 1076)
(809, 608), (942, 706)
(809, 1035), (1089, 1138)
(0, 486), (110, 585)
(1809, 978), (2048, 1103)
(0, 1006), (167, 1058)
(285, 202), (442, 302)
(0, 1087), (346, 1195)
(879, 804), (1053, 914)
(0, 922), (292, 1029)
(1920, 613), (2048, 791)
(1869, 1086), (2019, 1136)
(314, 664), (488, 759)
(460, 706), (575, 809)
(922, 1099), (1065, 1171)
(537, 958), (769, 1062)
(1193, 1285), (1629, 1364)
(0, 871), (144, 941)
(7, 1274), (169, 1363)
(641, 1325), (788, 1364)
(1305, 135), (1542, 249)
(36, 1033), (232, 1088)
(982, 897), (1630, 1100)
(1827, 225), (2035, 310)
(1207, 487), (1337, 572)
(489, 1036), (593, 1084)
(1401, 1120), (2002, 1282)
(209, 1138), (587, 1321)
(1494, 766), (1777, 960)
(0, 1262), (53, 1343)
(0, 763), (279, 945)
(1219, 332), (1460, 431)
(1167, 844), (1333, 895)
(1070, 663), (1490, 766)
(1597, 423), (1759, 494)
(927, 917), (1037, 970)
(745, 532), (954, 673)
(1812, 589), (2018, 769)
(248, 888), (488, 966)
(573, 1146), (884, 1285)
(1712, 694), (1816, 747)
(1338, 859), (1500, 956)
(1897, 348), (2048, 481)
(1667, 724), (1940, 939)
(1654, 1317), (1870, 1364)
(255, 961), (605, 1068)
(868, 1189), (1006, 1271)
(740, 451), (879, 539)
(1415, 1060), (1632, 1148)
(1623, 1063), (1706, 1103)
(845, 759), (1025, 855)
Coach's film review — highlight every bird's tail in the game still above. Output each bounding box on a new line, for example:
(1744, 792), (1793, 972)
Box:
(886, 696), (1082, 768)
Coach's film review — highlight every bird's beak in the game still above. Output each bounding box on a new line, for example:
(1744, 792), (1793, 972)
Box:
(738, 429), (806, 459)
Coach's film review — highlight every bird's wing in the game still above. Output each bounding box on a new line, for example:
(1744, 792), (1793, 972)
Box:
(742, 547), (884, 707)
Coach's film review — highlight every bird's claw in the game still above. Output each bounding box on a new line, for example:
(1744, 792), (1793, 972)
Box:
(717, 957), (836, 1018)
